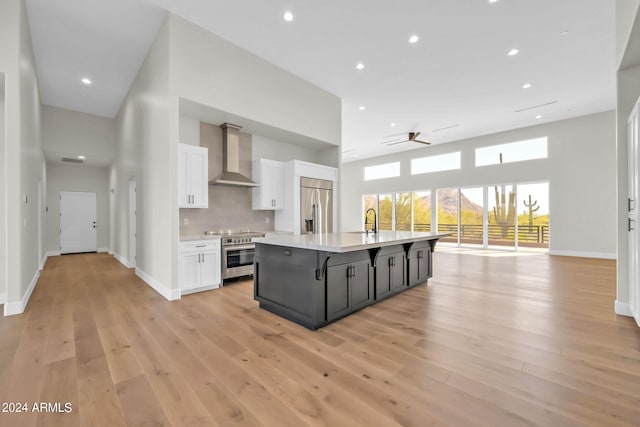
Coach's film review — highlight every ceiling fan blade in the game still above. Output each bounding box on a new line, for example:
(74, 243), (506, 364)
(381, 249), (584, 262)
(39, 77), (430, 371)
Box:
(380, 139), (404, 145)
(387, 139), (409, 146)
(415, 139), (431, 145)
(411, 131), (421, 141)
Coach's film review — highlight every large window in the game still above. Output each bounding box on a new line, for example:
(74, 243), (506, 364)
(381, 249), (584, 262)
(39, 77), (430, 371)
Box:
(516, 183), (549, 247)
(488, 184), (516, 249)
(475, 137), (547, 166)
(413, 191), (431, 232)
(363, 192), (431, 233)
(395, 193), (412, 231)
(363, 181), (549, 251)
(411, 152), (461, 175)
(436, 189), (458, 243)
(460, 187), (484, 246)
(364, 162), (400, 181)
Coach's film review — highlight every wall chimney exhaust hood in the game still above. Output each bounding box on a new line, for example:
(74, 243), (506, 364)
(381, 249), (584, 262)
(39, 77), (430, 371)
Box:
(210, 123), (259, 187)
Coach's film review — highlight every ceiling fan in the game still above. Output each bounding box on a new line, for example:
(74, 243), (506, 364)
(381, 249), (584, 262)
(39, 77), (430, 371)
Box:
(383, 132), (431, 146)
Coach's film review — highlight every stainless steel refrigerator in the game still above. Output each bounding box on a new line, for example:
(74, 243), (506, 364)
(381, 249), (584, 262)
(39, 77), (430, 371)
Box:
(300, 177), (333, 234)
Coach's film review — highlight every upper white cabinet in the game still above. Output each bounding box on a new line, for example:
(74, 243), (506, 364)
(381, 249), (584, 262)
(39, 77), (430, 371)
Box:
(178, 143), (208, 208)
(252, 159), (284, 210)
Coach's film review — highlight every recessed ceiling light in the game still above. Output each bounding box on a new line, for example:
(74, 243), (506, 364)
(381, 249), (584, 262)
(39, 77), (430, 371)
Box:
(522, 83), (532, 89)
(489, 0), (499, 3)
(283, 11), (293, 21)
(81, 77), (92, 86)
(356, 63), (365, 70)
(78, 155), (86, 159)
(535, 115), (542, 119)
(390, 123), (396, 127)
(561, 30), (569, 36)
(408, 35), (419, 44)
(358, 106), (366, 111)
(508, 49), (519, 56)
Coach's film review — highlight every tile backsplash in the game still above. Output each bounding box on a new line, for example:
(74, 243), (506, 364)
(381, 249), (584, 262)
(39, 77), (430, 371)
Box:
(179, 122), (275, 236)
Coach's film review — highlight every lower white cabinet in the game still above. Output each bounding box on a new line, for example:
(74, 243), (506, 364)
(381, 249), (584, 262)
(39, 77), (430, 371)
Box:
(179, 239), (221, 295)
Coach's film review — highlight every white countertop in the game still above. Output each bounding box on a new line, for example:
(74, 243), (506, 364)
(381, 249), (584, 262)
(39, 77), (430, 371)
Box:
(180, 234), (221, 242)
(253, 231), (449, 253)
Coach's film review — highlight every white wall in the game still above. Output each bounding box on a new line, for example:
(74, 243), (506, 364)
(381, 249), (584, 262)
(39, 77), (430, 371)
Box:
(169, 14), (341, 147)
(46, 163), (109, 252)
(342, 111), (617, 258)
(616, 2), (640, 314)
(0, 75), (5, 303)
(42, 105), (116, 166)
(0, 0), (45, 315)
(17, 0), (45, 310)
(617, 0), (640, 67)
(252, 134), (336, 165)
(112, 16), (175, 298)
(179, 115), (199, 146)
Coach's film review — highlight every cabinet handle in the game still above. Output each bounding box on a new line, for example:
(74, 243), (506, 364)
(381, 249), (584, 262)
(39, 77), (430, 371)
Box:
(346, 265), (351, 278)
(629, 198), (634, 212)
(629, 218), (635, 232)
(417, 250), (423, 259)
(352, 265), (356, 278)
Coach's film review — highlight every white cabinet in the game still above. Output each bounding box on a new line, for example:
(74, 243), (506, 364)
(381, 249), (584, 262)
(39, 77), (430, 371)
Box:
(179, 239), (221, 295)
(252, 159), (284, 210)
(628, 98), (640, 326)
(178, 143), (208, 208)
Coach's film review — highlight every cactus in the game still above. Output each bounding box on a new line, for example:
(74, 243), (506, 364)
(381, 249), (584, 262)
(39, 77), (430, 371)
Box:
(493, 186), (516, 237)
(523, 194), (540, 232)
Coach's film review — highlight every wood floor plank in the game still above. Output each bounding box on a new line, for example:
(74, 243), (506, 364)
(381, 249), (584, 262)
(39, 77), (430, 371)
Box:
(1, 252), (639, 427)
(35, 357), (79, 427)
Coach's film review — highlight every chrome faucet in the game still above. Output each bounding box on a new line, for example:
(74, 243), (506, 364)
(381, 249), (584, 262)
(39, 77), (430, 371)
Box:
(365, 208), (377, 234)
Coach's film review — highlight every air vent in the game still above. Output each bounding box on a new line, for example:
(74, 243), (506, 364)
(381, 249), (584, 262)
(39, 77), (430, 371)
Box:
(61, 157), (83, 164)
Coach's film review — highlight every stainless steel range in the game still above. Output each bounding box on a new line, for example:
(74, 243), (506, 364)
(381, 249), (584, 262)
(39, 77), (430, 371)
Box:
(218, 230), (265, 281)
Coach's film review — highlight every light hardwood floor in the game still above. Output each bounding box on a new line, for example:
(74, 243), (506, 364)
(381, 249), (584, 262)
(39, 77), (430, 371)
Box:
(0, 252), (638, 426)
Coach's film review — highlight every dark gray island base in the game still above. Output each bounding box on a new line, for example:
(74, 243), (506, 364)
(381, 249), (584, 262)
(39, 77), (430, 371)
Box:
(253, 232), (445, 330)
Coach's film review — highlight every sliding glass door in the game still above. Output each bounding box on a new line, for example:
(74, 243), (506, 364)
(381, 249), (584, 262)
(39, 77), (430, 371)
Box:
(460, 187), (484, 247)
(488, 184), (516, 249)
(437, 189), (458, 243)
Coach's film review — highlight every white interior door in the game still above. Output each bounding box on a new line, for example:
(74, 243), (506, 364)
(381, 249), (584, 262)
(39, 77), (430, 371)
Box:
(60, 191), (97, 254)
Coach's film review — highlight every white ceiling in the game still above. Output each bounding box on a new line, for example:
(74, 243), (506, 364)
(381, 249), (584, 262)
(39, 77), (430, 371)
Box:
(26, 0), (616, 162)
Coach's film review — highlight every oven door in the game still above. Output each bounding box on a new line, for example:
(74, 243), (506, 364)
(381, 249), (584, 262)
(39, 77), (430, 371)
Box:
(222, 244), (256, 279)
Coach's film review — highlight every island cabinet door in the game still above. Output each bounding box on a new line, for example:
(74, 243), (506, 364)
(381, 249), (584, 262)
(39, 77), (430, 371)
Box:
(390, 253), (407, 293)
(350, 260), (374, 311)
(376, 252), (406, 299)
(326, 263), (352, 321)
(408, 246), (431, 287)
(375, 254), (393, 300)
(326, 260), (374, 322)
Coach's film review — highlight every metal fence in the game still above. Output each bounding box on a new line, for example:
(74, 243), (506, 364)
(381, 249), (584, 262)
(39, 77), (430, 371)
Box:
(371, 222), (549, 247)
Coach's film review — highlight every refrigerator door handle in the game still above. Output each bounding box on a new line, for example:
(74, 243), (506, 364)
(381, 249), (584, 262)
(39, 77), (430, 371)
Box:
(312, 203), (317, 234)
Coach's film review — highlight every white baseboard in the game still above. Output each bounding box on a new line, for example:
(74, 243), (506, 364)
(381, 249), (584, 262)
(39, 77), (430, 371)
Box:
(180, 283), (220, 296)
(112, 252), (130, 268)
(548, 250), (616, 260)
(615, 300), (632, 317)
(0, 292), (6, 305)
(135, 267), (180, 301)
(97, 247), (109, 253)
(4, 268), (40, 316)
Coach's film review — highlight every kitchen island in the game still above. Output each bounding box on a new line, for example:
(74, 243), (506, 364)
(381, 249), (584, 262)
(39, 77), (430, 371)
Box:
(253, 231), (448, 330)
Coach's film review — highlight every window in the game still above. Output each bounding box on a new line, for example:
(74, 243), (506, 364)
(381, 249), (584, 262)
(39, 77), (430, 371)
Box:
(475, 137), (547, 167)
(411, 152), (461, 175)
(364, 162), (400, 181)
